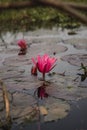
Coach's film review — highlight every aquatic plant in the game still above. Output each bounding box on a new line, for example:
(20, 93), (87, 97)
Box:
(32, 54), (57, 81)
(31, 66), (37, 76)
(17, 39), (27, 55)
(78, 63), (87, 81)
(0, 80), (12, 129)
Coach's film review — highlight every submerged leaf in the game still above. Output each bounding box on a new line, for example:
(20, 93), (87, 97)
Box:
(39, 106), (48, 116)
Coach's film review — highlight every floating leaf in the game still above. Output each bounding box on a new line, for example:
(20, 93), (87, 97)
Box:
(39, 106), (48, 116)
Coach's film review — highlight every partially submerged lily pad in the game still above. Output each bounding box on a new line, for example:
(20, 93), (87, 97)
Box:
(0, 66), (25, 80)
(9, 92), (37, 124)
(44, 97), (70, 121)
(5, 74), (43, 93)
(3, 55), (31, 67)
(30, 43), (67, 56)
(61, 54), (87, 66)
(64, 38), (87, 50)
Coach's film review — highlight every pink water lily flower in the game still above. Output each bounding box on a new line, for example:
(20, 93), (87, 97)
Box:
(32, 54), (57, 80)
(17, 39), (27, 49)
(17, 39), (27, 55)
(31, 66), (37, 76)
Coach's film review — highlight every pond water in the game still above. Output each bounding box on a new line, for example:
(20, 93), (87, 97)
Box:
(11, 98), (87, 130)
(0, 26), (87, 130)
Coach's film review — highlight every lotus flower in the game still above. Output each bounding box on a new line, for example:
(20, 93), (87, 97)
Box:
(17, 39), (27, 55)
(32, 54), (57, 80)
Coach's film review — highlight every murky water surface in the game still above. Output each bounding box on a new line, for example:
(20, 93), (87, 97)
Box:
(0, 26), (87, 130)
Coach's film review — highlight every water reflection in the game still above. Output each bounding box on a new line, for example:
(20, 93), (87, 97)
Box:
(0, 27), (87, 130)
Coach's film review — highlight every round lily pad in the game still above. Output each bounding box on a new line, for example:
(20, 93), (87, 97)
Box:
(0, 66), (25, 79)
(3, 55), (31, 67)
(10, 92), (37, 123)
(30, 43), (67, 56)
(64, 38), (87, 50)
(44, 97), (70, 121)
(61, 54), (87, 66)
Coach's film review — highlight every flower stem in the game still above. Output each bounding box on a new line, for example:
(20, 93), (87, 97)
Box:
(43, 73), (45, 81)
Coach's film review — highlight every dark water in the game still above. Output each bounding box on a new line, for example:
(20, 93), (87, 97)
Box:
(11, 98), (87, 130)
